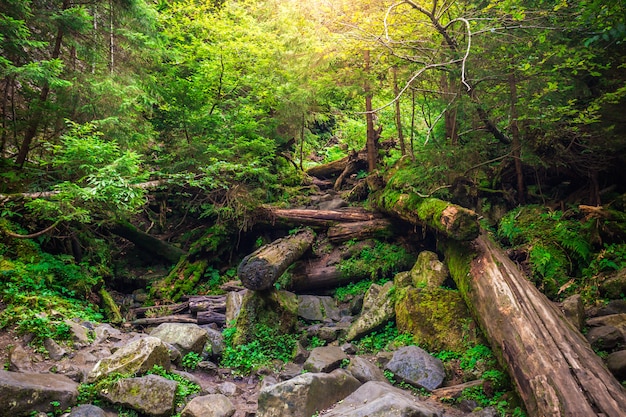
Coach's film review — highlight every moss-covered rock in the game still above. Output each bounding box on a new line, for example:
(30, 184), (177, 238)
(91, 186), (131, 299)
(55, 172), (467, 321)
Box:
(345, 281), (396, 342)
(232, 290), (298, 346)
(410, 251), (449, 289)
(395, 287), (481, 352)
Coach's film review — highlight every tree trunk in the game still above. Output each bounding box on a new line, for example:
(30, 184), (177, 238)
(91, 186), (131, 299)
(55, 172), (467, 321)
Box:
(109, 220), (186, 264)
(443, 234), (626, 417)
(196, 310), (226, 326)
(262, 207), (383, 228)
(287, 260), (352, 292)
(327, 219), (395, 243)
(238, 229), (315, 291)
(374, 189), (479, 241)
(392, 66), (406, 155)
(509, 67), (525, 204)
(364, 49), (377, 172)
(306, 150), (368, 179)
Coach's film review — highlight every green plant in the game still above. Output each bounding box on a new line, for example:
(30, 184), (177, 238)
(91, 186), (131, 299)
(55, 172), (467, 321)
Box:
(339, 241), (415, 281)
(334, 280), (373, 302)
(354, 321), (413, 354)
(181, 351), (203, 371)
(460, 344), (496, 372)
(147, 365), (201, 407)
(308, 336), (326, 349)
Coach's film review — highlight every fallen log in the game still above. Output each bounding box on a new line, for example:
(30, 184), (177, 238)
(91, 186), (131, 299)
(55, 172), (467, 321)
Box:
(306, 150), (368, 179)
(131, 314), (197, 326)
(287, 261), (352, 292)
(130, 302), (190, 318)
(109, 220), (186, 264)
(374, 189), (479, 240)
(196, 310), (226, 326)
(238, 228), (315, 291)
(262, 207), (383, 228)
(327, 219), (395, 243)
(443, 234), (626, 417)
(187, 295), (227, 313)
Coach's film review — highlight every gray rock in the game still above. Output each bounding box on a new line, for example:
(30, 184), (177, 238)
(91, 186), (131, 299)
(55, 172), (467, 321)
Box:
(225, 290), (247, 325)
(101, 374), (177, 417)
(589, 299), (626, 317)
(87, 336), (171, 383)
(217, 381), (239, 396)
(279, 362), (303, 381)
(384, 345), (445, 391)
(561, 294), (585, 330)
(298, 295), (341, 322)
(304, 346), (348, 373)
(347, 356), (388, 383)
(257, 369), (361, 417)
(586, 325), (623, 350)
(64, 319), (91, 346)
(607, 350), (626, 379)
(471, 406), (500, 416)
(393, 270), (412, 289)
(68, 404), (107, 417)
(599, 268), (626, 299)
(181, 394), (235, 417)
(346, 281), (396, 341)
(410, 251), (449, 289)
(93, 323), (123, 344)
(44, 337), (67, 360)
(293, 341), (310, 364)
(8, 344), (38, 372)
(203, 326), (225, 358)
(323, 380), (439, 417)
(0, 370), (78, 415)
(150, 323), (209, 357)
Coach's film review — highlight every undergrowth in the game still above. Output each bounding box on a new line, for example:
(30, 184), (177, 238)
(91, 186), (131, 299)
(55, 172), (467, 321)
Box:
(339, 240), (415, 281)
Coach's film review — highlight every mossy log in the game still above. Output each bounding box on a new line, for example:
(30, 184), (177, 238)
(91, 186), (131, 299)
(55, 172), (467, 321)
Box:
(238, 229), (315, 291)
(287, 260), (351, 292)
(262, 207), (383, 228)
(306, 150), (368, 179)
(443, 234), (626, 417)
(374, 189), (479, 240)
(327, 219), (395, 243)
(109, 220), (186, 264)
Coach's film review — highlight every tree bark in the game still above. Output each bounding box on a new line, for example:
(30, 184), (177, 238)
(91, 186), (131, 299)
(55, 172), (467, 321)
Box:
(327, 219), (395, 243)
(392, 66), (406, 155)
(131, 315), (197, 326)
(373, 189), (479, 241)
(109, 220), (186, 264)
(262, 207), (383, 228)
(306, 150), (368, 179)
(238, 229), (315, 291)
(287, 260), (352, 292)
(443, 234), (626, 417)
(364, 49), (378, 172)
(196, 310), (226, 326)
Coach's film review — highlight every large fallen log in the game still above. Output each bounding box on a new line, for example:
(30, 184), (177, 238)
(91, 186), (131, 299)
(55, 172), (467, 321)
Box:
(327, 219), (395, 243)
(287, 260), (352, 292)
(306, 150), (368, 179)
(238, 228), (315, 291)
(443, 234), (626, 417)
(262, 207), (383, 228)
(109, 220), (186, 264)
(374, 189), (479, 240)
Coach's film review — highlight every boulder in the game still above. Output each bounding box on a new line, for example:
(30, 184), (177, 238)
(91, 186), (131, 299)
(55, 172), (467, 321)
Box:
(585, 325), (624, 350)
(150, 323), (209, 357)
(298, 295), (341, 322)
(599, 269), (626, 299)
(346, 356), (388, 383)
(64, 319), (91, 346)
(346, 281), (395, 341)
(93, 323), (123, 344)
(202, 326), (225, 358)
(410, 250), (449, 289)
(384, 345), (445, 391)
(44, 337), (67, 361)
(68, 404), (107, 417)
(303, 346), (348, 373)
(87, 336), (171, 382)
(101, 374), (177, 417)
(181, 394), (235, 417)
(561, 294), (585, 330)
(395, 287), (481, 352)
(607, 350), (626, 380)
(0, 370), (78, 415)
(393, 271), (412, 289)
(8, 344), (38, 372)
(323, 380), (439, 417)
(225, 290), (247, 325)
(257, 369), (361, 417)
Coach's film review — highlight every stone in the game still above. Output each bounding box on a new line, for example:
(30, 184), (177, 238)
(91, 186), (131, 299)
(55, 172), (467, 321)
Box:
(218, 381), (239, 396)
(298, 295), (341, 322)
(44, 337), (67, 361)
(101, 374), (177, 417)
(225, 290), (247, 325)
(395, 286), (481, 352)
(93, 323), (123, 344)
(346, 281), (396, 341)
(150, 323), (209, 357)
(410, 250), (449, 289)
(87, 336), (171, 383)
(203, 326), (225, 358)
(599, 269), (626, 299)
(279, 362), (303, 381)
(8, 344), (37, 372)
(393, 270), (412, 289)
(561, 294), (585, 330)
(257, 369), (361, 417)
(68, 404), (107, 417)
(384, 345), (445, 391)
(319, 198), (348, 210)
(0, 370), (78, 416)
(346, 355), (388, 383)
(323, 380), (439, 417)
(293, 341), (310, 364)
(64, 319), (91, 346)
(585, 325), (624, 350)
(607, 350), (626, 380)
(181, 394), (235, 417)
(303, 346), (348, 373)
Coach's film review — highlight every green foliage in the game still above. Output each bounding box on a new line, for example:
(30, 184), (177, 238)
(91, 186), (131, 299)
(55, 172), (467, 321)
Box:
(354, 321), (413, 354)
(181, 351), (202, 371)
(497, 206), (598, 299)
(147, 364), (201, 408)
(339, 241), (415, 280)
(459, 344), (497, 372)
(334, 279), (373, 302)
(308, 336), (326, 349)
(220, 323), (298, 374)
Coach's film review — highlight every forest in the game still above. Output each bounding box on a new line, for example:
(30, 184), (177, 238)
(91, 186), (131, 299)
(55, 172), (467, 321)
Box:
(1, 0), (626, 416)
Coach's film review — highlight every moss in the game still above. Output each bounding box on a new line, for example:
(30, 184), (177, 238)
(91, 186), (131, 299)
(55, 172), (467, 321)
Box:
(150, 259), (208, 302)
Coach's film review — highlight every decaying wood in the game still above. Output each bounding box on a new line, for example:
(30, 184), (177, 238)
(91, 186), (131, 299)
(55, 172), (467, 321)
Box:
(131, 314), (197, 326)
(130, 302), (190, 318)
(327, 219), (394, 243)
(109, 220), (186, 264)
(196, 310), (226, 326)
(431, 380), (484, 401)
(238, 228), (315, 291)
(188, 296), (226, 314)
(444, 234), (626, 417)
(288, 261), (349, 292)
(262, 207), (383, 228)
(374, 190), (479, 240)
(306, 150), (368, 179)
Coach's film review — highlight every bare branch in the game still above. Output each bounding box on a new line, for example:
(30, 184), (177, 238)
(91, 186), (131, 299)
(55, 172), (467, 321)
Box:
(1, 220), (61, 239)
